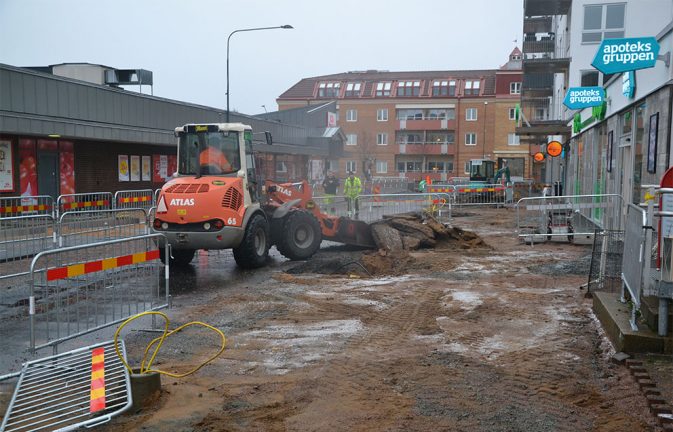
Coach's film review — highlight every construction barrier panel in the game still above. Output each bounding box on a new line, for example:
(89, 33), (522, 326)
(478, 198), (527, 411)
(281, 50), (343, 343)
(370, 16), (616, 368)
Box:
(29, 234), (169, 352)
(114, 189), (155, 211)
(621, 203), (647, 329)
(453, 184), (508, 207)
(0, 215), (56, 268)
(0, 195), (54, 218)
(57, 192), (113, 218)
(358, 193), (452, 224)
(0, 340), (132, 432)
(516, 194), (624, 243)
(58, 209), (148, 248)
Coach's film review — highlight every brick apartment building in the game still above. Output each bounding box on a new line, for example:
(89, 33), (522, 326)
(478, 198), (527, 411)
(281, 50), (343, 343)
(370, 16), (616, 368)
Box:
(277, 49), (525, 183)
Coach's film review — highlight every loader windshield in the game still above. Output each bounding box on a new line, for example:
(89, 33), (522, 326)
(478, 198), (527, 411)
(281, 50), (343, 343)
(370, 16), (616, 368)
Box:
(178, 130), (241, 176)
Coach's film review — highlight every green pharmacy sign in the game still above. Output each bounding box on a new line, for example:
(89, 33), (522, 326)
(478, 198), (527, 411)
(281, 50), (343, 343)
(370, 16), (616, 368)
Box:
(592, 37), (660, 74)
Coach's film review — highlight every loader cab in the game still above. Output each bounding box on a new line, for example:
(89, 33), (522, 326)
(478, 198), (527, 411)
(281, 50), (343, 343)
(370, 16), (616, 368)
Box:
(175, 123), (260, 203)
(469, 159), (495, 183)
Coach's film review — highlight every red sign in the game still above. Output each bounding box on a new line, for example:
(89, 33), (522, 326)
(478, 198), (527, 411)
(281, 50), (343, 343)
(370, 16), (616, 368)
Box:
(59, 141), (75, 195)
(153, 154), (178, 183)
(19, 139), (37, 196)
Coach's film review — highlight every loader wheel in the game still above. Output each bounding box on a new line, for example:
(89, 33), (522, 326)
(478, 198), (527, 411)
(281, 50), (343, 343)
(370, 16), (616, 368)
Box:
(276, 210), (322, 260)
(160, 248), (196, 266)
(233, 214), (270, 269)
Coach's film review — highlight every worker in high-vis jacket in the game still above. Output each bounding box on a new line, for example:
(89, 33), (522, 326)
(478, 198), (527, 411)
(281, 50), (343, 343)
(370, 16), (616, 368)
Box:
(199, 144), (232, 175)
(344, 171), (362, 218)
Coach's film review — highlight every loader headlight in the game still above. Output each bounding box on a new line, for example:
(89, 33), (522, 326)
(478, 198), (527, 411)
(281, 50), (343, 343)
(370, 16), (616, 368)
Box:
(204, 222), (211, 230)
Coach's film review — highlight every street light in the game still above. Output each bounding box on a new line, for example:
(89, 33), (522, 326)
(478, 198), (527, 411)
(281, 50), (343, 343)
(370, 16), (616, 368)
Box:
(226, 25), (294, 122)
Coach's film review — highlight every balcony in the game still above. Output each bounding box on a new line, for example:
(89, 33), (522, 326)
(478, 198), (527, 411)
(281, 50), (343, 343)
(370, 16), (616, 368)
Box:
(398, 117), (455, 131)
(516, 97), (570, 136)
(524, 0), (571, 16)
(524, 16), (552, 34)
(522, 72), (554, 96)
(522, 36), (570, 72)
(398, 142), (455, 155)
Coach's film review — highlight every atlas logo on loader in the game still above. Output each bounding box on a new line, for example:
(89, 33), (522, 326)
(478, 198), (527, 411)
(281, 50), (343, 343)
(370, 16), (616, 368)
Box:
(170, 198), (195, 206)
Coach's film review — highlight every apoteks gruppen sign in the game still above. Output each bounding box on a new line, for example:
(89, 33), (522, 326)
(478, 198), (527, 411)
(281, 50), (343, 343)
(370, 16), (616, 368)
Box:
(592, 37), (660, 75)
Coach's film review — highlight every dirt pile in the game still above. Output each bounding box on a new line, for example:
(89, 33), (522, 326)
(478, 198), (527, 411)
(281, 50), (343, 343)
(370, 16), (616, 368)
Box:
(371, 212), (490, 251)
(285, 248), (414, 277)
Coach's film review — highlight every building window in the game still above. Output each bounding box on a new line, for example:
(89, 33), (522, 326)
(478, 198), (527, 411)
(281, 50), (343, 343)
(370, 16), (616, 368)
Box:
(534, 107), (548, 121)
(510, 82), (521, 94)
(346, 134), (357, 146)
(346, 161), (357, 173)
(582, 3), (625, 44)
(427, 132), (454, 144)
(397, 81), (421, 97)
(580, 70), (600, 86)
(276, 161), (287, 173)
(428, 109), (454, 120)
(464, 161), (471, 174)
(427, 160), (454, 172)
(432, 80), (450, 96)
(448, 80), (456, 96)
(465, 133), (477, 146)
(466, 108), (478, 121)
(376, 161), (388, 174)
(397, 109), (424, 120)
(397, 161), (422, 172)
(508, 107), (517, 120)
(377, 133), (388, 146)
(326, 160), (338, 172)
(377, 108), (388, 121)
(508, 133), (520, 146)
(318, 82), (341, 98)
(512, 54), (521, 60)
(346, 109), (357, 122)
(345, 82), (362, 97)
(464, 80), (481, 96)
(397, 132), (423, 144)
(376, 82), (392, 97)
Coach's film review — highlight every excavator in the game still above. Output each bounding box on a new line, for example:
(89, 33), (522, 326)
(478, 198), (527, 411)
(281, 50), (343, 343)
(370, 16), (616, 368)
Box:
(151, 122), (373, 268)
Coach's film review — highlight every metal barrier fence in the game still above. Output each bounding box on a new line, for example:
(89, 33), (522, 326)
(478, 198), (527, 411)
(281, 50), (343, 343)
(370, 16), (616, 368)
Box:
(516, 194), (624, 243)
(621, 203), (646, 330)
(114, 189), (155, 211)
(313, 193), (452, 223)
(0, 340), (132, 432)
(454, 184), (508, 206)
(57, 192), (113, 218)
(29, 234), (169, 352)
(0, 195), (54, 218)
(58, 209), (149, 247)
(0, 215), (56, 268)
(587, 229), (624, 295)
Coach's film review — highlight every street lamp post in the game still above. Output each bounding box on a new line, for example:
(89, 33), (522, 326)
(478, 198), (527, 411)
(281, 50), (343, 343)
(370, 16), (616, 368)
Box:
(226, 25), (293, 123)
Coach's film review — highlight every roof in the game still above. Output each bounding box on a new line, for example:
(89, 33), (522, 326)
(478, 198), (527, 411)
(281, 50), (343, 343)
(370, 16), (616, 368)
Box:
(278, 69), (498, 100)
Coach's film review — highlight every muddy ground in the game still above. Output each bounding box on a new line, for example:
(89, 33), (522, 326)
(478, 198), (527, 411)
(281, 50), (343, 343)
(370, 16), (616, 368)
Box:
(4, 207), (665, 431)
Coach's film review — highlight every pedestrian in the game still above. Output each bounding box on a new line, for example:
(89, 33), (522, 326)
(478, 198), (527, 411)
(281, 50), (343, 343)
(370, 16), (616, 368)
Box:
(418, 178), (427, 193)
(344, 171), (362, 218)
(322, 171), (339, 214)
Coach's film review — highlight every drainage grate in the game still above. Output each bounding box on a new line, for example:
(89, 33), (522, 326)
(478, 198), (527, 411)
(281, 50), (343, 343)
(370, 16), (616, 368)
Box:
(1, 340), (132, 432)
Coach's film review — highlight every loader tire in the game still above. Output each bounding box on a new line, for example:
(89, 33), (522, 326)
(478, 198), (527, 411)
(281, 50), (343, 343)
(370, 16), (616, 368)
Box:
(160, 248), (196, 266)
(276, 210), (322, 260)
(233, 214), (270, 269)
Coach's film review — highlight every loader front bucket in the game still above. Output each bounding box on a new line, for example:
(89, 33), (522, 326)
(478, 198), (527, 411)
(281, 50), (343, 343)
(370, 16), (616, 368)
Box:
(330, 217), (376, 248)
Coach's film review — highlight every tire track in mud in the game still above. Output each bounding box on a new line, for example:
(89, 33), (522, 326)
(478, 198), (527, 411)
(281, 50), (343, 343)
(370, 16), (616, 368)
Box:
(286, 278), (448, 430)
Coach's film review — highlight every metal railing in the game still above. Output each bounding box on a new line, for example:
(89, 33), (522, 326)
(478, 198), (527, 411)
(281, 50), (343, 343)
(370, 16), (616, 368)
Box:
(621, 203), (647, 330)
(58, 209), (149, 248)
(29, 234), (169, 352)
(114, 189), (155, 211)
(587, 229), (625, 295)
(0, 214), (56, 269)
(312, 193), (452, 224)
(0, 340), (132, 432)
(453, 184), (509, 207)
(57, 192), (113, 218)
(0, 195), (54, 218)
(516, 194), (624, 243)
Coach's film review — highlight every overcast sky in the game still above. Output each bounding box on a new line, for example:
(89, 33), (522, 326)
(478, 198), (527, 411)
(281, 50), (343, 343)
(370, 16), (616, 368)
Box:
(0, 0), (523, 115)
